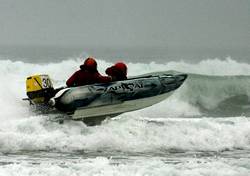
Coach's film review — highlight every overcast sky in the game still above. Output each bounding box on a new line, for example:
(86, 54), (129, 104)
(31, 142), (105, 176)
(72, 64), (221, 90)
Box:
(0, 0), (249, 49)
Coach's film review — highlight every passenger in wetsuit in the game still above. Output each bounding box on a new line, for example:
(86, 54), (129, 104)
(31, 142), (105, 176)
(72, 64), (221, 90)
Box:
(105, 62), (127, 81)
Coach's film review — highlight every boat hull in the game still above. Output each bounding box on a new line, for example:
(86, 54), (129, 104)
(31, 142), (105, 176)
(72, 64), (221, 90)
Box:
(52, 73), (187, 123)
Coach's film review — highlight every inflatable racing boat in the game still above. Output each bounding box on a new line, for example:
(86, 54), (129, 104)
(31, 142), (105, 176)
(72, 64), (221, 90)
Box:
(24, 72), (187, 125)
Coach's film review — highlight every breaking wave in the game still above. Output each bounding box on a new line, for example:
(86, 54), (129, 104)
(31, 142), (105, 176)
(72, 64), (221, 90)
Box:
(0, 57), (250, 153)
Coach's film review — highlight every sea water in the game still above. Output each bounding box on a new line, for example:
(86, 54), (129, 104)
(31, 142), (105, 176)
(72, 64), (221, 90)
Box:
(0, 46), (249, 176)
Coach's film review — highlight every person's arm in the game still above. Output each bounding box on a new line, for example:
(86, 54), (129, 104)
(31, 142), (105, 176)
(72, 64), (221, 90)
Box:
(97, 72), (112, 83)
(66, 71), (78, 87)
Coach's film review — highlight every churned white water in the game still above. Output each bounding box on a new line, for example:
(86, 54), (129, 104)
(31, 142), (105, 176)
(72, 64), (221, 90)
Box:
(0, 57), (250, 175)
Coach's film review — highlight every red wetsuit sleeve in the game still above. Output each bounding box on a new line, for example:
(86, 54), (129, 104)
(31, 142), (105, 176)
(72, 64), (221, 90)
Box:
(66, 71), (79, 87)
(99, 75), (112, 83)
(96, 72), (112, 83)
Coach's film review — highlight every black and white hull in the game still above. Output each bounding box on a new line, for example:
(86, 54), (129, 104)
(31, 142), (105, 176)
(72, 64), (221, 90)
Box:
(50, 73), (187, 124)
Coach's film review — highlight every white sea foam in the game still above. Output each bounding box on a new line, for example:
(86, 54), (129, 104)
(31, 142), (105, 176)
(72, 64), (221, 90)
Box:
(0, 116), (249, 152)
(0, 157), (249, 176)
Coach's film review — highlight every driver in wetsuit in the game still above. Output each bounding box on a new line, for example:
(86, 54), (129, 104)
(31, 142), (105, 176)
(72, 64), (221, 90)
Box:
(66, 57), (111, 87)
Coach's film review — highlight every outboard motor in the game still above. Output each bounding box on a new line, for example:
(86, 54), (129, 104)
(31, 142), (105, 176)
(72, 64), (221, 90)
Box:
(26, 74), (55, 104)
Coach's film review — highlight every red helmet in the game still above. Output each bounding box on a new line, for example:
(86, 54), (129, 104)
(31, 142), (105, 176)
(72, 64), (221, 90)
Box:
(114, 62), (127, 75)
(84, 57), (97, 71)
